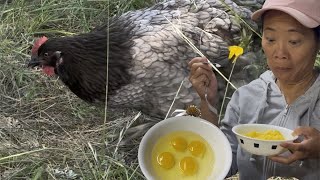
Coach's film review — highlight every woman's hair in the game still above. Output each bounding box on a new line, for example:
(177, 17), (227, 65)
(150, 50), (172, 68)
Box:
(314, 26), (320, 41)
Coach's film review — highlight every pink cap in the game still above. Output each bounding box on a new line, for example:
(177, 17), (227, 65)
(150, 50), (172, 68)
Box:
(251, 0), (320, 28)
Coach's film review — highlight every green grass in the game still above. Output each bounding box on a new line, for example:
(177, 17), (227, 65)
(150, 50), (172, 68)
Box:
(0, 0), (154, 179)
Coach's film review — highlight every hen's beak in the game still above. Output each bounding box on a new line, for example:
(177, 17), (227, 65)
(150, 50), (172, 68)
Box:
(28, 55), (40, 68)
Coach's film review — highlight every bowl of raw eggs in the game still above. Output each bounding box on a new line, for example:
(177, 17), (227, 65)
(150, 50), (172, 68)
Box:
(138, 116), (232, 180)
(232, 124), (298, 156)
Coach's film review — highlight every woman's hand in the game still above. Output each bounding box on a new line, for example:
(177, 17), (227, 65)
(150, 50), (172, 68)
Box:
(269, 127), (320, 164)
(188, 57), (218, 105)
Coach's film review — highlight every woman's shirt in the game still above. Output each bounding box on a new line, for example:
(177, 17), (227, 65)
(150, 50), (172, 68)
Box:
(220, 70), (320, 180)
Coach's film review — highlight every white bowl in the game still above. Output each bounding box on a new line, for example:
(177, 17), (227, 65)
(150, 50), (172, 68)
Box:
(138, 116), (232, 180)
(232, 124), (298, 156)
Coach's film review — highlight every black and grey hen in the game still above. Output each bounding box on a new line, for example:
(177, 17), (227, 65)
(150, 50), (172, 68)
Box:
(28, 0), (261, 119)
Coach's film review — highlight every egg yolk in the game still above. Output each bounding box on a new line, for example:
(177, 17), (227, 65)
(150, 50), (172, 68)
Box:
(179, 157), (198, 176)
(171, 137), (188, 152)
(244, 130), (285, 140)
(157, 152), (175, 169)
(188, 140), (206, 157)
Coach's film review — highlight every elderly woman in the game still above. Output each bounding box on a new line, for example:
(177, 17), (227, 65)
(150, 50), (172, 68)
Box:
(188, 0), (320, 179)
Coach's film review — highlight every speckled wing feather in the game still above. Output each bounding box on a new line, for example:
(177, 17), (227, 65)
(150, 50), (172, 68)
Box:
(108, 0), (260, 118)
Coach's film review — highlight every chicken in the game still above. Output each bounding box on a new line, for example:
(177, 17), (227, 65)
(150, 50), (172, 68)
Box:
(28, 0), (260, 119)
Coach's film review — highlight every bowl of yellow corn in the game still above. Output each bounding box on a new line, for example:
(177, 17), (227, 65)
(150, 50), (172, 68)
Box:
(232, 124), (298, 156)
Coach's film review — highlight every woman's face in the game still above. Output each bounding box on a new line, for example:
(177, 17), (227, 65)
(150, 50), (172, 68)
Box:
(262, 10), (319, 83)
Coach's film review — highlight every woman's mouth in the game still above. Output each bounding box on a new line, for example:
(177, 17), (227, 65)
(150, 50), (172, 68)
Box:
(274, 67), (291, 72)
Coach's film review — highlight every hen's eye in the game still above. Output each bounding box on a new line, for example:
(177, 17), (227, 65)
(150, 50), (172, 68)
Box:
(44, 53), (49, 57)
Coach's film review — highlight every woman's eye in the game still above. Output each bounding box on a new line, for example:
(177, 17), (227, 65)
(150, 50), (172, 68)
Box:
(264, 37), (275, 43)
(289, 40), (300, 46)
(267, 38), (275, 43)
(44, 53), (49, 57)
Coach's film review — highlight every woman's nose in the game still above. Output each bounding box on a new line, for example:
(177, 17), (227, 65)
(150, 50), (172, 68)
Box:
(273, 42), (288, 60)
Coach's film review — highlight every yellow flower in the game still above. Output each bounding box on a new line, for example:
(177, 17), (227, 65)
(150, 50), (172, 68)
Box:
(228, 46), (243, 63)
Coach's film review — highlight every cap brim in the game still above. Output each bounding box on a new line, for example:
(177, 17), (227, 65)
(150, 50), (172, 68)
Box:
(251, 6), (319, 28)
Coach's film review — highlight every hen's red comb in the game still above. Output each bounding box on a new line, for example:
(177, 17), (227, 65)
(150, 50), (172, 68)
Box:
(31, 36), (48, 55)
